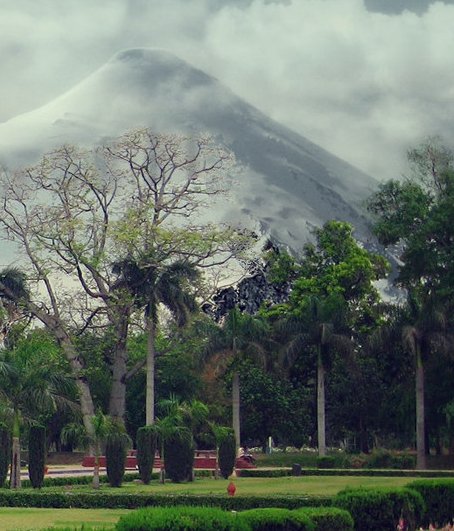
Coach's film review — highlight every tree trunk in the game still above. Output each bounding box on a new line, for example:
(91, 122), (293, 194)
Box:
(109, 343), (127, 425)
(415, 348), (426, 470)
(232, 371), (241, 450)
(317, 360), (326, 457)
(146, 319), (156, 425)
(109, 308), (130, 425)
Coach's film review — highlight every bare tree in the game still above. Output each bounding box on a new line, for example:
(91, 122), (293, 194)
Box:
(0, 129), (253, 432)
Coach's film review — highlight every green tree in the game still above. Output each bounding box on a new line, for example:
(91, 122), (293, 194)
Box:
(28, 424), (46, 489)
(366, 139), (454, 467)
(149, 396), (205, 484)
(274, 221), (388, 455)
(202, 307), (272, 449)
(0, 333), (76, 488)
(0, 130), (251, 435)
(113, 258), (200, 425)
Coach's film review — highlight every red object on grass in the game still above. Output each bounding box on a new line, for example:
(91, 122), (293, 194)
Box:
(227, 481), (236, 496)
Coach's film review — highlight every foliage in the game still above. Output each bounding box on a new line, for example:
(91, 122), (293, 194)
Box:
(237, 362), (308, 449)
(406, 479), (454, 528)
(366, 138), (454, 303)
(238, 507), (315, 531)
(296, 507), (354, 531)
(333, 487), (425, 531)
(218, 428), (236, 479)
(28, 424), (46, 489)
(136, 426), (157, 485)
(105, 426), (129, 488)
(360, 449), (415, 470)
(317, 456), (336, 469)
(116, 505), (250, 531)
(0, 423), (10, 488)
(163, 428), (194, 483)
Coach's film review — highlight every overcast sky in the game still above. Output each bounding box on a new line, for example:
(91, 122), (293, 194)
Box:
(1, 0), (454, 181)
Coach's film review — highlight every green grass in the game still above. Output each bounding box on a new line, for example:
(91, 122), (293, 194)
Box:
(43, 473), (412, 496)
(0, 474), (414, 531)
(0, 507), (127, 531)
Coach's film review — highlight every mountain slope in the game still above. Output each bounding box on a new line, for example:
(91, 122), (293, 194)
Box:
(0, 48), (377, 251)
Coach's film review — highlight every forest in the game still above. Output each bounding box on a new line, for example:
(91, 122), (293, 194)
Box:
(0, 130), (453, 474)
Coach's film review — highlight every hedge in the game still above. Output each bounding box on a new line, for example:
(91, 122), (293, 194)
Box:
(0, 491), (331, 510)
(238, 507), (315, 531)
(333, 487), (425, 531)
(296, 507), (354, 531)
(116, 506), (249, 531)
(406, 478), (454, 528)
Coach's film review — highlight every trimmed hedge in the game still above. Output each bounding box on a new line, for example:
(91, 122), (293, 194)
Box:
(106, 432), (127, 488)
(218, 429), (236, 479)
(136, 426), (157, 485)
(296, 507), (354, 531)
(0, 423), (10, 488)
(406, 478), (454, 528)
(333, 487), (424, 531)
(0, 490), (331, 510)
(164, 430), (194, 483)
(116, 506), (250, 531)
(28, 425), (46, 489)
(238, 507), (315, 531)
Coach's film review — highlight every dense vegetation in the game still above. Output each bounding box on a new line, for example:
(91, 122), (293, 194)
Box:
(0, 132), (453, 490)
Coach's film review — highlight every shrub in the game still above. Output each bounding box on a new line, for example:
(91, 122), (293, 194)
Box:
(164, 428), (194, 483)
(116, 505), (249, 531)
(218, 428), (236, 479)
(406, 479), (454, 528)
(297, 507), (354, 531)
(28, 424), (46, 489)
(317, 456), (336, 469)
(333, 487), (425, 531)
(136, 426), (157, 485)
(0, 422), (10, 488)
(105, 431), (128, 488)
(361, 450), (415, 470)
(238, 507), (315, 531)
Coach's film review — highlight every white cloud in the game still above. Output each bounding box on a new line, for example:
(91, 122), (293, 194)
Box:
(1, 0), (454, 181)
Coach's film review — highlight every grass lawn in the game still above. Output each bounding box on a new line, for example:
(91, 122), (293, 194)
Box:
(0, 507), (127, 531)
(0, 474), (414, 531)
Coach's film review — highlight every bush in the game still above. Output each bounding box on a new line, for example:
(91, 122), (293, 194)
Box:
(0, 490), (331, 510)
(297, 507), (354, 531)
(28, 424), (46, 489)
(0, 422), (10, 488)
(136, 426), (157, 485)
(333, 487), (425, 531)
(317, 456), (336, 469)
(406, 479), (454, 528)
(360, 450), (415, 470)
(218, 429), (236, 479)
(238, 507), (315, 531)
(105, 432), (128, 488)
(116, 505), (249, 531)
(164, 428), (194, 483)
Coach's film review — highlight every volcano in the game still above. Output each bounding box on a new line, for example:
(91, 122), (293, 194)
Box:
(0, 48), (377, 252)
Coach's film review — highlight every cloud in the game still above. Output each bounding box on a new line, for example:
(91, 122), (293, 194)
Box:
(1, 0), (454, 181)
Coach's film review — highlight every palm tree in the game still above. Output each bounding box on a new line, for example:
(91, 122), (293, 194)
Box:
(201, 307), (272, 449)
(0, 337), (76, 488)
(374, 293), (451, 470)
(401, 293), (449, 470)
(149, 396), (205, 483)
(113, 257), (199, 425)
(280, 295), (351, 457)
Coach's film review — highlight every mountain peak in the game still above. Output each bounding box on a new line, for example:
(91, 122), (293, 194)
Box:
(0, 47), (377, 253)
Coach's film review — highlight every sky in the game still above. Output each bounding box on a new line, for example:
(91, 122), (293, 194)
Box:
(1, 0), (454, 181)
